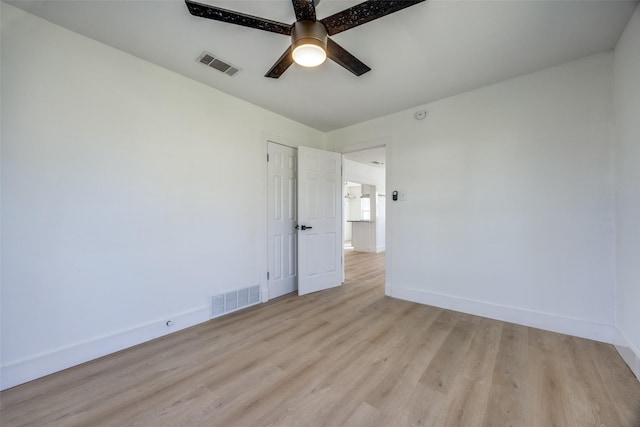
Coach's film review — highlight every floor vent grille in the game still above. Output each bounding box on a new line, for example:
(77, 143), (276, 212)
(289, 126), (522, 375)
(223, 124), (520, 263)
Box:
(197, 51), (240, 77)
(212, 285), (260, 318)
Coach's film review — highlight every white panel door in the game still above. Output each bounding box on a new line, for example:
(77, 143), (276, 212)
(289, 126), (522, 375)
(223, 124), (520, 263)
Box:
(297, 146), (343, 296)
(267, 142), (297, 299)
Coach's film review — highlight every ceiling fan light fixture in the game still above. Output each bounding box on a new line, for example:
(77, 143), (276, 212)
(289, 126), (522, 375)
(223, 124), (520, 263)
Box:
(292, 40), (326, 67)
(186, 0), (426, 78)
(291, 21), (328, 68)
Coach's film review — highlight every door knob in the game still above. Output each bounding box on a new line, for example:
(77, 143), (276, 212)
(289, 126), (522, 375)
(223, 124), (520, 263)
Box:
(296, 225), (313, 230)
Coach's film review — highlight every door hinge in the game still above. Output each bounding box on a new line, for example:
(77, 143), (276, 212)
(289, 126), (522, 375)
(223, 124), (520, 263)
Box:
(267, 271), (270, 280)
(267, 153), (270, 162)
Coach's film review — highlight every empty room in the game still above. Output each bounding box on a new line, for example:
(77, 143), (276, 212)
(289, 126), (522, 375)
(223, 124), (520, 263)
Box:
(1, 0), (640, 425)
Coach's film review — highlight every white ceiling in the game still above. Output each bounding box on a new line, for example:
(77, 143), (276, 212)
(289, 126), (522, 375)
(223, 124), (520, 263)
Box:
(6, 0), (637, 132)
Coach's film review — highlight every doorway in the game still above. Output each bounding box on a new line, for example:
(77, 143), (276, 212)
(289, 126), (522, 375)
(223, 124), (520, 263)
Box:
(342, 147), (386, 253)
(342, 147), (387, 285)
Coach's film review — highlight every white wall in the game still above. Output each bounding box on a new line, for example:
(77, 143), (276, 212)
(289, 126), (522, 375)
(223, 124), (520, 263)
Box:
(613, 5), (640, 379)
(327, 53), (617, 343)
(0, 3), (323, 389)
(346, 183), (364, 221)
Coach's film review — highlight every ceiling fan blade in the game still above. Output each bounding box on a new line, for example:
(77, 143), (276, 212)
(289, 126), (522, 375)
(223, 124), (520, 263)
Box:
(326, 38), (371, 76)
(186, 0), (292, 35)
(291, 0), (317, 22)
(320, 0), (426, 36)
(265, 46), (294, 78)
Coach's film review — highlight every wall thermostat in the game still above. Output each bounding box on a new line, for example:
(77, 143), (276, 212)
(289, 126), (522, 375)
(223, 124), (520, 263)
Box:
(414, 110), (427, 120)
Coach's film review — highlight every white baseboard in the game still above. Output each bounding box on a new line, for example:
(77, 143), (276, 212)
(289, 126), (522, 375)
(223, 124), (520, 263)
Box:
(0, 306), (211, 391)
(391, 286), (614, 344)
(615, 326), (640, 381)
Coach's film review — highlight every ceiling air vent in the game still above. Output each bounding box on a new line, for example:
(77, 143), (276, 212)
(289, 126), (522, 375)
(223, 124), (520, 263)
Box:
(197, 51), (240, 77)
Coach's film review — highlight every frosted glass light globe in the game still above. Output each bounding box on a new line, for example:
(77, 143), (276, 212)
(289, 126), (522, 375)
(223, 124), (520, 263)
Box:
(292, 43), (327, 67)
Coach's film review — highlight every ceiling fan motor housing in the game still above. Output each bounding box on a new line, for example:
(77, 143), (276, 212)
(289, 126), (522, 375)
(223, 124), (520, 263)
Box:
(291, 20), (328, 52)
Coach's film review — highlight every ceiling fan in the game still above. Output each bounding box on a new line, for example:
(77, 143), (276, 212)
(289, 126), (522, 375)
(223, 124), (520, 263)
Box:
(185, 0), (426, 78)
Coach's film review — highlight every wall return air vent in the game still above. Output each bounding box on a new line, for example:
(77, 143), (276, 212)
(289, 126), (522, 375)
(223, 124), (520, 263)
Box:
(197, 51), (240, 77)
(211, 285), (260, 318)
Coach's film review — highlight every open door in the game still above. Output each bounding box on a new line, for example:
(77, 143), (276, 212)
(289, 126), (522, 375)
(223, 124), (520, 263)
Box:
(297, 146), (343, 296)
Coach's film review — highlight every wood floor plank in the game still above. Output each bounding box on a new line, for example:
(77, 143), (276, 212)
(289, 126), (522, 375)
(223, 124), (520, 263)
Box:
(482, 323), (529, 427)
(418, 317), (477, 394)
(405, 381), (450, 426)
(589, 340), (640, 426)
(442, 317), (502, 427)
(1, 250), (639, 427)
(560, 335), (624, 426)
(527, 329), (576, 427)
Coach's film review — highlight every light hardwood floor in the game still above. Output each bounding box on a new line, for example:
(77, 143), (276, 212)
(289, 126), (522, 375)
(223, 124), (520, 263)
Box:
(2, 250), (639, 426)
